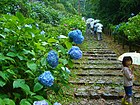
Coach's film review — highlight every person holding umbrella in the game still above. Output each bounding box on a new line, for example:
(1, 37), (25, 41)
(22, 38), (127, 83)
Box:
(118, 52), (140, 105)
(121, 56), (134, 105)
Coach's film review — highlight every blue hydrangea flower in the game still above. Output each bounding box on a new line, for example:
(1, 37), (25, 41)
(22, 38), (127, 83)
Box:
(73, 34), (84, 44)
(47, 50), (58, 68)
(68, 46), (82, 60)
(53, 102), (61, 105)
(33, 100), (48, 105)
(38, 71), (54, 87)
(68, 46), (80, 54)
(68, 29), (84, 44)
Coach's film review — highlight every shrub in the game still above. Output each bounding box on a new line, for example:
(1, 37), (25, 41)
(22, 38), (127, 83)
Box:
(0, 13), (74, 104)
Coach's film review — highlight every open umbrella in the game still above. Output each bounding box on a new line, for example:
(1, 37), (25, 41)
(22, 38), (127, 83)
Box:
(118, 52), (140, 65)
(95, 23), (103, 28)
(93, 19), (100, 23)
(86, 18), (94, 24)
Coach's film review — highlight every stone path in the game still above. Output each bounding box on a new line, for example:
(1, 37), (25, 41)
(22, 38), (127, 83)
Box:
(69, 35), (140, 105)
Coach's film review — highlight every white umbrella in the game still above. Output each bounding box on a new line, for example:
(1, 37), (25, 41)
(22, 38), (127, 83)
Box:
(86, 18), (94, 24)
(118, 52), (140, 65)
(95, 23), (103, 27)
(93, 19), (100, 23)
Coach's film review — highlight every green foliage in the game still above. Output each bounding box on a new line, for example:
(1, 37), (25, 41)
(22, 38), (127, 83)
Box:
(58, 15), (86, 35)
(0, 0), (86, 104)
(85, 0), (140, 25)
(0, 12), (81, 104)
(123, 14), (140, 41)
(111, 14), (140, 47)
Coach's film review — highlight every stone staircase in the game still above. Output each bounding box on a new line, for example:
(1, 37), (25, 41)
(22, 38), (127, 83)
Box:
(69, 36), (140, 105)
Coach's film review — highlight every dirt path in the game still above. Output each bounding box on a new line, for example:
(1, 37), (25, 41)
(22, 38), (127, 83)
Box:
(69, 34), (140, 105)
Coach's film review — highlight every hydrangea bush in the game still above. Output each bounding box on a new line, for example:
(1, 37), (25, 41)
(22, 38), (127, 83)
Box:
(0, 1), (85, 104)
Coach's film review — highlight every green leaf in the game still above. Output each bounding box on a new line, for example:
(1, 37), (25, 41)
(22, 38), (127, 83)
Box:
(23, 49), (35, 56)
(16, 12), (25, 22)
(68, 60), (73, 68)
(17, 55), (25, 60)
(3, 98), (15, 105)
(20, 99), (31, 105)
(33, 82), (43, 92)
(33, 95), (45, 100)
(4, 28), (10, 33)
(47, 38), (57, 43)
(0, 98), (5, 105)
(65, 41), (72, 49)
(0, 53), (6, 61)
(59, 59), (68, 65)
(0, 53), (15, 62)
(41, 57), (46, 66)
(7, 52), (17, 57)
(13, 79), (35, 95)
(35, 43), (46, 51)
(0, 79), (6, 87)
(27, 61), (37, 71)
(59, 45), (66, 54)
(0, 34), (6, 39)
(0, 71), (8, 81)
(13, 79), (25, 88)
(25, 70), (35, 77)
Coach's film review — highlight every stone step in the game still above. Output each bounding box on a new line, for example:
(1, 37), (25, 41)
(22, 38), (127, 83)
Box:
(69, 76), (123, 85)
(70, 98), (140, 105)
(74, 85), (140, 99)
(73, 60), (121, 65)
(83, 49), (113, 51)
(82, 56), (118, 60)
(73, 70), (122, 76)
(83, 53), (117, 57)
(73, 65), (122, 70)
(74, 90), (123, 99)
(70, 99), (122, 105)
(83, 50), (116, 54)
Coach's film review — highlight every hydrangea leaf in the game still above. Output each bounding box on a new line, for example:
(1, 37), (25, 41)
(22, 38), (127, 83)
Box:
(0, 98), (4, 105)
(27, 61), (37, 71)
(47, 38), (57, 43)
(3, 98), (15, 105)
(20, 99), (31, 105)
(33, 82), (43, 92)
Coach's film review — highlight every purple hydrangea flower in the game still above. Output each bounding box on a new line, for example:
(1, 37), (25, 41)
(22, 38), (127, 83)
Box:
(68, 46), (82, 60)
(68, 29), (84, 44)
(38, 71), (54, 87)
(47, 50), (58, 68)
(53, 102), (61, 105)
(33, 100), (48, 105)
